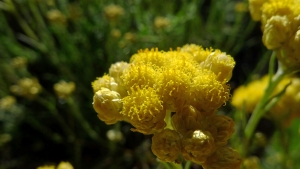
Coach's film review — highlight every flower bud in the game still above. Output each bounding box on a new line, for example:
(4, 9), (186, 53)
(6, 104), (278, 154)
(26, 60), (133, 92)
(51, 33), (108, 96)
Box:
(151, 129), (182, 163)
(93, 88), (123, 125)
(181, 130), (216, 164)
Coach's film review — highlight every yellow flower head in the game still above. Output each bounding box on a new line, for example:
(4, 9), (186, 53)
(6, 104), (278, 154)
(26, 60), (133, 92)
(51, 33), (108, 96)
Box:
(121, 87), (165, 134)
(47, 9), (66, 25)
(190, 70), (230, 116)
(200, 50), (235, 82)
(261, 0), (294, 25)
(243, 156), (261, 169)
(36, 165), (55, 169)
(231, 76), (268, 113)
(104, 4), (124, 21)
(151, 129), (182, 163)
(181, 130), (216, 164)
(180, 44), (212, 64)
(130, 48), (169, 67)
(56, 161), (74, 169)
(53, 81), (75, 99)
(249, 0), (269, 21)
(108, 61), (130, 97)
(92, 75), (118, 93)
(202, 114), (235, 147)
(0, 96), (16, 110)
(11, 56), (27, 69)
(10, 78), (42, 99)
(121, 63), (159, 90)
(154, 16), (170, 29)
(202, 147), (242, 169)
(93, 88), (123, 125)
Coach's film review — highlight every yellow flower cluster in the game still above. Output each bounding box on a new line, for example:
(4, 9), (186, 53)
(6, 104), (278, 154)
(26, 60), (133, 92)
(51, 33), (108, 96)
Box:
(10, 78), (42, 99)
(37, 161), (73, 169)
(0, 96), (16, 110)
(104, 4), (124, 22)
(92, 44), (241, 167)
(53, 81), (76, 99)
(232, 75), (300, 127)
(248, 0), (300, 70)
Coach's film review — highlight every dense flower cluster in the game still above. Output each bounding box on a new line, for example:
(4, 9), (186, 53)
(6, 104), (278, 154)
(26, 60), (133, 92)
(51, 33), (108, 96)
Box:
(92, 44), (241, 168)
(249, 0), (300, 70)
(10, 78), (42, 99)
(53, 81), (76, 99)
(232, 75), (300, 127)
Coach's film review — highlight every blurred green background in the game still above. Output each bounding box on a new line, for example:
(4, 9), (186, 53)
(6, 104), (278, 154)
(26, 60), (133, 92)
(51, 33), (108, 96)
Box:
(1, 0), (299, 169)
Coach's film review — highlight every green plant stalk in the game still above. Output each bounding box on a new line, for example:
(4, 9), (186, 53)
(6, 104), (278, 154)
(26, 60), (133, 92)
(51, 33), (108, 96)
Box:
(244, 52), (285, 143)
(164, 110), (173, 130)
(67, 96), (105, 145)
(25, 115), (63, 143)
(37, 96), (75, 141)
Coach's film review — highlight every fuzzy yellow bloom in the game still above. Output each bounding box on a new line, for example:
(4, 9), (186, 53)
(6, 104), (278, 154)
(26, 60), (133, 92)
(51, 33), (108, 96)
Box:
(104, 4), (124, 21)
(243, 156), (261, 169)
(0, 96), (16, 110)
(180, 44), (212, 64)
(202, 147), (242, 169)
(151, 129), (182, 163)
(232, 76), (268, 113)
(53, 81), (75, 99)
(108, 61), (129, 97)
(121, 87), (165, 134)
(93, 88), (123, 125)
(232, 75), (300, 127)
(47, 9), (66, 24)
(202, 115), (235, 147)
(10, 78), (42, 99)
(36, 165), (55, 169)
(190, 70), (230, 116)
(92, 75), (118, 93)
(181, 130), (216, 164)
(130, 48), (170, 67)
(249, 0), (268, 21)
(154, 16), (170, 29)
(56, 161), (74, 169)
(200, 50), (235, 82)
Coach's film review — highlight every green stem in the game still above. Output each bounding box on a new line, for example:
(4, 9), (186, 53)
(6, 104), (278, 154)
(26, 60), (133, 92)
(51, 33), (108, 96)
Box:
(184, 161), (192, 169)
(244, 53), (285, 144)
(67, 96), (106, 145)
(164, 110), (173, 130)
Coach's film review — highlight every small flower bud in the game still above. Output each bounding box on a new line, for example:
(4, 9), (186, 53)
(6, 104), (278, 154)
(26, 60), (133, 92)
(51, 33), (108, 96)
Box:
(151, 129), (182, 163)
(181, 130), (216, 164)
(202, 147), (242, 169)
(56, 161), (74, 169)
(93, 88), (123, 125)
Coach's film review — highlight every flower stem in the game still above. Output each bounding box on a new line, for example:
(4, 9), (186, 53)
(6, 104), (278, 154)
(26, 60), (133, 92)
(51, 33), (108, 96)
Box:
(244, 52), (285, 145)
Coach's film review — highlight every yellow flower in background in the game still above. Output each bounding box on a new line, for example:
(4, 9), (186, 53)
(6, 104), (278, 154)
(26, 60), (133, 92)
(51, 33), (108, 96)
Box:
(0, 96), (16, 110)
(243, 156), (261, 169)
(10, 56), (27, 69)
(235, 2), (248, 13)
(53, 81), (75, 99)
(151, 129), (182, 163)
(36, 165), (55, 169)
(47, 9), (67, 25)
(104, 4), (124, 22)
(56, 161), (74, 169)
(202, 147), (242, 169)
(10, 78), (42, 99)
(154, 16), (170, 29)
(232, 75), (300, 127)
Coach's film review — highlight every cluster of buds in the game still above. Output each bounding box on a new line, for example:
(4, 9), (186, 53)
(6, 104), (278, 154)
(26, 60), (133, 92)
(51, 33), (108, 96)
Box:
(249, 0), (300, 70)
(232, 75), (300, 127)
(37, 161), (73, 169)
(10, 78), (42, 99)
(53, 81), (76, 99)
(92, 44), (241, 168)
